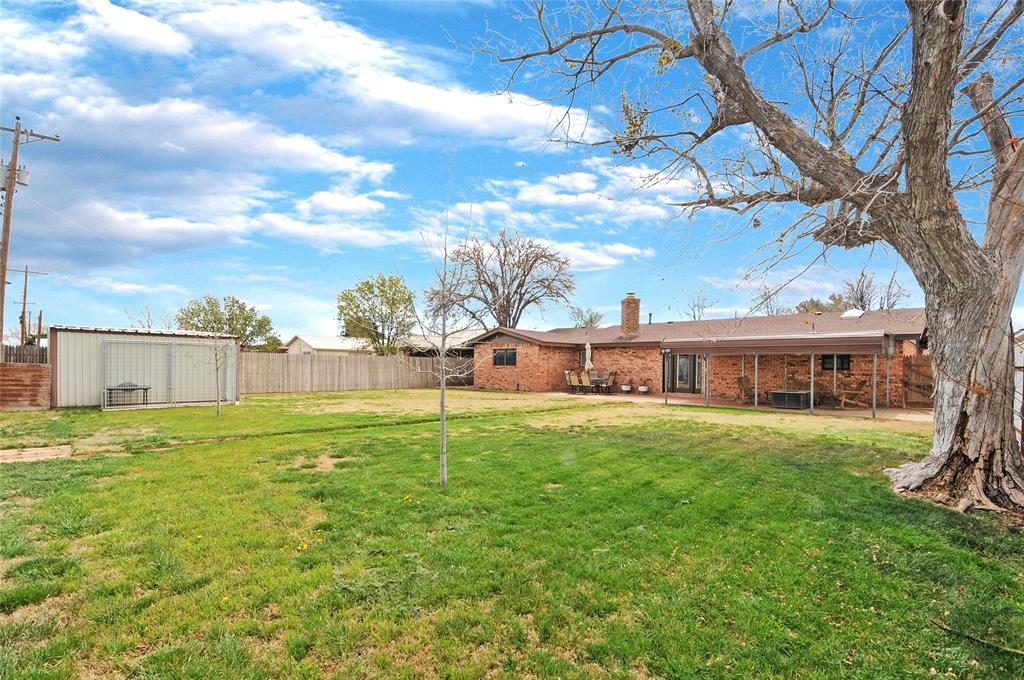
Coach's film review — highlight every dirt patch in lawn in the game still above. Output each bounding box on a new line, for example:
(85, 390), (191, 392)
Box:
(0, 444), (73, 464)
(522, 401), (934, 437)
(74, 427), (159, 454)
(292, 454), (342, 472)
(300, 390), (579, 416)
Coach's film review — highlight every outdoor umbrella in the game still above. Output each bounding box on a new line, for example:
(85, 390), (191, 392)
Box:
(584, 342), (594, 371)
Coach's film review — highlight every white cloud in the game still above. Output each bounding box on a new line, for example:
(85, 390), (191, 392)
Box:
(544, 239), (656, 271)
(50, 91), (392, 178)
(66, 275), (188, 295)
(78, 0), (191, 55)
(171, 0), (596, 146)
(295, 187), (392, 218)
(256, 213), (421, 250)
(0, 18), (86, 70)
(77, 201), (250, 246)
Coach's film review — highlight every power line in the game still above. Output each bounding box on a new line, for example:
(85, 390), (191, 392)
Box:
(0, 116), (60, 343)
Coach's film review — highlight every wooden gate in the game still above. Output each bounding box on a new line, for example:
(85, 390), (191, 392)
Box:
(903, 356), (934, 407)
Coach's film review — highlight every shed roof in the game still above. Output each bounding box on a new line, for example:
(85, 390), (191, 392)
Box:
(405, 329), (482, 351)
(467, 308), (926, 349)
(283, 335), (369, 352)
(50, 325), (237, 339)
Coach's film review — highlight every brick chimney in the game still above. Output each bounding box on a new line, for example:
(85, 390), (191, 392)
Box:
(620, 293), (640, 336)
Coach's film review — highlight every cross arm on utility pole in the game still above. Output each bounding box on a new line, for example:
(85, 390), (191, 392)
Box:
(0, 126), (61, 143)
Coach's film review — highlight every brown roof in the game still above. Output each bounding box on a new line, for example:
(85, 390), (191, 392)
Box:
(467, 308), (926, 348)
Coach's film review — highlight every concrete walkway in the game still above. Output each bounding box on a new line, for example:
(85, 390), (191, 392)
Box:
(569, 391), (934, 423)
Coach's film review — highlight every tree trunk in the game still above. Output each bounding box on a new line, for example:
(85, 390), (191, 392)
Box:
(887, 280), (1024, 512)
(439, 365), (448, 487)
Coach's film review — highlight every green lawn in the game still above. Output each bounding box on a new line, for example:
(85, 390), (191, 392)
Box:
(0, 390), (1021, 678)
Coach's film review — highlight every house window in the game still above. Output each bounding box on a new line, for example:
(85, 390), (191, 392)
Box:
(493, 348), (517, 367)
(821, 354), (852, 371)
(579, 349), (586, 367)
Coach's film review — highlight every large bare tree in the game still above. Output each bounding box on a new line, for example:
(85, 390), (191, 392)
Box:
(451, 228), (575, 328)
(492, 0), (1024, 512)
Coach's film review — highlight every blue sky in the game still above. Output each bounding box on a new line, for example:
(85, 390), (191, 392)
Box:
(0, 1), (984, 341)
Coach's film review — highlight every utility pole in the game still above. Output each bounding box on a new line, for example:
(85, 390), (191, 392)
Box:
(0, 116), (59, 345)
(20, 265), (27, 345)
(4, 265), (46, 346)
(37, 309), (42, 344)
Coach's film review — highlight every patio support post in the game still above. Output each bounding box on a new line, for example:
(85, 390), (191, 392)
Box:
(885, 346), (891, 407)
(704, 353), (710, 406)
(754, 353), (759, 408)
(872, 352), (878, 418)
(810, 352), (815, 414)
(663, 350), (669, 405)
(832, 354), (837, 394)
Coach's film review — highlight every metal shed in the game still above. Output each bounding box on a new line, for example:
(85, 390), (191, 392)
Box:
(49, 325), (240, 409)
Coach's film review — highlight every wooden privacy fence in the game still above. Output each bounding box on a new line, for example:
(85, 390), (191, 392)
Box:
(3, 345), (48, 364)
(902, 356), (934, 407)
(239, 353), (443, 394)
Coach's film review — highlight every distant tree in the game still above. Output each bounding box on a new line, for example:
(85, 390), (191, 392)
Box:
(451, 229), (575, 328)
(795, 293), (849, 314)
(175, 295), (276, 348)
(124, 305), (175, 330)
(336, 274), (416, 355)
(878, 273), (908, 310)
(840, 272), (908, 311)
(842, 273), (877, 312)
(686, 289), (717, 320)
(570, 306), (604, 328)
(749, 285), (792, 316)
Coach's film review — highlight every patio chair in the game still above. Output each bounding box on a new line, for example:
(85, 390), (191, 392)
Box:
(564, 370), (575, 394)
(736, 375), (755, 403)
(836, 379), (869, 409)
(603, 371), (617, 394)
(789, 378), (810, 392)
(568, 371), (583, 394)
(813, 381), (836, 408)
(580, 371), (594, 394)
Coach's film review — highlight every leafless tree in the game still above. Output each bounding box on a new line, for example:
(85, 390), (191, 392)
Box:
(879, 272), (908, 310)
(842, 272), (878, 312)
(416, 216), (487, 488)
(450, 228), (575, 328)
(842, 271), (908, 311)
(570, 306), (604, 327)
(491, 0), (1024, 513)
(686, 288), (717, 320)
(749, 285), (793, 316)
(124, 305), (175, 330)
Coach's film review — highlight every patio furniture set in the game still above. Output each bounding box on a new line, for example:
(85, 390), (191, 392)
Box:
(564, 370), (624, 394)
(735, 376), (870, 410)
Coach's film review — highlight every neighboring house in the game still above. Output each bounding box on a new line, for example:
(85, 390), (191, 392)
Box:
(404, 329), (480, 358)
(282, 335), (369, 355)
(468, 292), (929, 408)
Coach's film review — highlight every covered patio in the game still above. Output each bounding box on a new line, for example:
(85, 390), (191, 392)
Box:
(661, 330), (905, 418)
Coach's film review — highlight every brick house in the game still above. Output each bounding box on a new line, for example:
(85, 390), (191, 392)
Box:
(468, 293), (928, 408)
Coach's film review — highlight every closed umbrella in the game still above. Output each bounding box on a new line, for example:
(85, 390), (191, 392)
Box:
(584, 342), (594, 371)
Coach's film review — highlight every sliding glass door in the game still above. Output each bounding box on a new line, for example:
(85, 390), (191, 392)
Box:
(671, 354), (701, 393)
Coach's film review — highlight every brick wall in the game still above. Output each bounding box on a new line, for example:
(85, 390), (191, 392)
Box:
(706, 348), (910, 407)
(0, 363), (51, 411)
(590, 346), (663, 393)
(473, 341), (577, 392)
(473, 339), (921, 405)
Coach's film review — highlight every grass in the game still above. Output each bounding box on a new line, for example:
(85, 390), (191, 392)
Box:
(0, 389), (1021, 678)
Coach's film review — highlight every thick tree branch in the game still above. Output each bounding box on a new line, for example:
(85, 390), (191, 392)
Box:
(686, 0), (871, 209)
(963, 72), (1019, 170)
(958, 0), (1024, 81)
